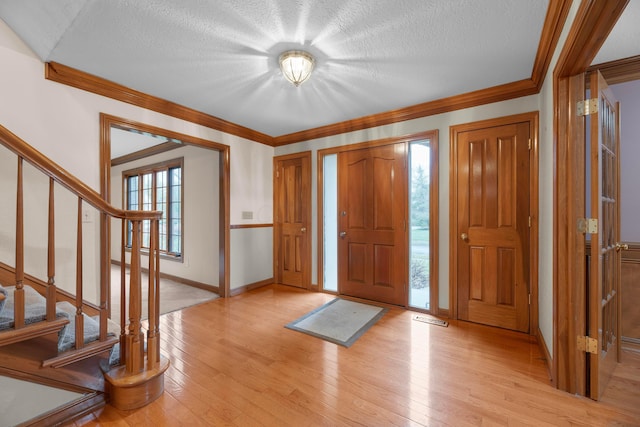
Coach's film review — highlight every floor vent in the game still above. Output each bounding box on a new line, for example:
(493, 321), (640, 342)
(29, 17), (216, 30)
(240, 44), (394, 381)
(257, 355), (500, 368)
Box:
(413, 315), (448, 327)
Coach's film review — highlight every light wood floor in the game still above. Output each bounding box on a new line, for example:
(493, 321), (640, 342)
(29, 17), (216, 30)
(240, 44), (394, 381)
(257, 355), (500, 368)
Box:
(74, 285), (640, 426)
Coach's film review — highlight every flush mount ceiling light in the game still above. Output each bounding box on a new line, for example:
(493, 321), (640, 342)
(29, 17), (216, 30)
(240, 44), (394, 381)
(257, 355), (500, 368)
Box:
(279, 50), (315, 87)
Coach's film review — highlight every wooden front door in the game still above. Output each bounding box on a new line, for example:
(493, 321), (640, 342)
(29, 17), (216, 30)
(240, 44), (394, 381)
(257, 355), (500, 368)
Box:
(275, 153), (311, 289)
(337, 143), (407, 305)
(588, 70), (621, 400)
(455, 121), (531, 332)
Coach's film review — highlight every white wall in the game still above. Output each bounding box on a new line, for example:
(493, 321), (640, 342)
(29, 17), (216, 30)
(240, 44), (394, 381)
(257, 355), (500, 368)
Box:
(0, 19), (274, 298)
(111, 144), (220, 286)
(230, 227), (273, 290)
(611, 80), (640, 242)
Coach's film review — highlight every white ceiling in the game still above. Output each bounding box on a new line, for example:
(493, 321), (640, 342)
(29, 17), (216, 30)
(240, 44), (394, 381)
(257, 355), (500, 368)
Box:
(0, 1), (638, 142)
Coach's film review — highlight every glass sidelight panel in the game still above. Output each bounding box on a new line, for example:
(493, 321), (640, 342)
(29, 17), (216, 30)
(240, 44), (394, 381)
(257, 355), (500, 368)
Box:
(323, 153), (338, 292)
(409, 141), (431, 309)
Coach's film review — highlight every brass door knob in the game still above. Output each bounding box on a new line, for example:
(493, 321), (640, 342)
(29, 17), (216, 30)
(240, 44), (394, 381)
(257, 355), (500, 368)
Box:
(300, 227), (307, 233)
(615, 242), (629, 252)
(461, 233), (469, 242)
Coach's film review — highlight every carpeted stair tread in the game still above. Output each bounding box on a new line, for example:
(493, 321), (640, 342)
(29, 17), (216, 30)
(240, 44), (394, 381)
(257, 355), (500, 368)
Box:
(0, 284), (118, 355)
(0, 284), (68, 330)
(56, 301), (118, 353)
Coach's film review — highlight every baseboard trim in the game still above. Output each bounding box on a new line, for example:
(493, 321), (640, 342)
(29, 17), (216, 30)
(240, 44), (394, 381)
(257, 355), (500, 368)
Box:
(229, 278), (273, 297)
(536, 327), (554, 385)
(26, 391), (107, 427)
(111, 260), (219, 294)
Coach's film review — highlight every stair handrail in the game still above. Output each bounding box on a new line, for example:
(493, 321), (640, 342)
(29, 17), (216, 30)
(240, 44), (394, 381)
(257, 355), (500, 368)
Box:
(0, 125), (158, 222)
(0, 123), (164, 381)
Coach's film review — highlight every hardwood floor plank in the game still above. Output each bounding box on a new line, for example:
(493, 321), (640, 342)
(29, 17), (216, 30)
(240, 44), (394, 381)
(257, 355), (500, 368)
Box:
(79, 285), (639, 426)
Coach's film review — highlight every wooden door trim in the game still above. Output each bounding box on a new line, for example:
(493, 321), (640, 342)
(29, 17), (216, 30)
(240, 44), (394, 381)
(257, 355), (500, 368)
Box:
(316, 130), (439, 311)
(273, 151), (312, 290)
(99, 113), (231, 297)
(552, 0), (628, 393)
(449, 111), (539, 334)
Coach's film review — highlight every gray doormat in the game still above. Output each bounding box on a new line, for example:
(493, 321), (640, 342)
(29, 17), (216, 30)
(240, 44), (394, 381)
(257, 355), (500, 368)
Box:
(413, 314), (449, 327)
(285, 298), (388, 347)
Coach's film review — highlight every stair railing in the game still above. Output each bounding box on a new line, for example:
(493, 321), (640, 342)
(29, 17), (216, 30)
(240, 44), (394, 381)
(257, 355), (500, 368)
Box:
(0, 124), (164, 378)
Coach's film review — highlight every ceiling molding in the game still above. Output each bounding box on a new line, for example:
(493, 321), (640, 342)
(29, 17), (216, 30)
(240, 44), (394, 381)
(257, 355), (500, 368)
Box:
(587, 55), (640, 85)
(273, 79), (539, 146)
(46, 62), (275, 147)
(44, 0), (571, 148)
(555, 0), (629, 78)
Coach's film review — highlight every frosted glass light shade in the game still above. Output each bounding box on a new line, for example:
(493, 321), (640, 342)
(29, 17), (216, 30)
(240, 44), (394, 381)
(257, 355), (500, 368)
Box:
(279, 50), (315, 86)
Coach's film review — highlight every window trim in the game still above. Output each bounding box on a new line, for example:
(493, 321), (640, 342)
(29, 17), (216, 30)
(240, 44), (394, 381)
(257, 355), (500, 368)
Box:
(122, 157), (184, 260)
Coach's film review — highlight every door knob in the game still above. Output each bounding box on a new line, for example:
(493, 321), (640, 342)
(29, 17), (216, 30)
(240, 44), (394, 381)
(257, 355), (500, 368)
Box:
(461, 232), (469, 242)
(300, 227), (307, 233)
(615, 242), (629, 252)
(340, 231), (347, 238)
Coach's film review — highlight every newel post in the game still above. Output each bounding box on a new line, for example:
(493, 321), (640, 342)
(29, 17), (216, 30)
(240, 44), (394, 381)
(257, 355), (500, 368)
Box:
(126, 218), (145, 374)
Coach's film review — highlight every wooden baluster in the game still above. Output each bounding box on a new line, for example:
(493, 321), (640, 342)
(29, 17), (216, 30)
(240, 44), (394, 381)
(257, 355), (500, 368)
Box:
(46, 178), (57, 321)
(75, 198), (84, 350)
(14, 157), (25, 329)
(99, 211), (109, 341)
(147, 218), (158, 367)
(119, 218), (127, 365)
(126, 219), (144, 374)
(154, 218), (161, 364)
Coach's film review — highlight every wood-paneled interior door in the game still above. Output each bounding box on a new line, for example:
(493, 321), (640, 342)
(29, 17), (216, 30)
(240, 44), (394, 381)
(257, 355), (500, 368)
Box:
(337, 143), (407, 305)
(455, 121), (531, 332)
(274, 153), (311, 289)
(589, 70), (621, 400)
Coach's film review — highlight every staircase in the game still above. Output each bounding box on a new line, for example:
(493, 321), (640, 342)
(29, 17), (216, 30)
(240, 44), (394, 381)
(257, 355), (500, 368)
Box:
(0, 124), (169, 423)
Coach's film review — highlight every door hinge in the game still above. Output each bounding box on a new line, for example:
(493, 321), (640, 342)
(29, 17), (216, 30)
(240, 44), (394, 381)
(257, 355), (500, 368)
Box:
(528, 293), (531, 305)
(577, 336), (598, 354)
(577, 218), (598, 234)
(577, 98), (598, 116)
(528, 216), (532, 227)
(528, 139), (532, 150)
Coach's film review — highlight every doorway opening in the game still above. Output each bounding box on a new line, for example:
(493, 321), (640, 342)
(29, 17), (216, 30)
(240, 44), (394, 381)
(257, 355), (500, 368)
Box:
(99, 114), (231, 299)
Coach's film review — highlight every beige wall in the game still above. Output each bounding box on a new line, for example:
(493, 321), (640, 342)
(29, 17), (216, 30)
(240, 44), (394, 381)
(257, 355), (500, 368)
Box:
(0, 19), (274, 298)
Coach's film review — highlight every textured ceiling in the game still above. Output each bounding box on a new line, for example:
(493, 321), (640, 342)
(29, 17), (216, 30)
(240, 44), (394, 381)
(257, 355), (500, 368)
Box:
(0, 1), (638, 140)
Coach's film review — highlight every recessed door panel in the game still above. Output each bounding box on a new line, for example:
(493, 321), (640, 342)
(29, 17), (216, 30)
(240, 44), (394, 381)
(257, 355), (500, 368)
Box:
(338, 143), (407, 305)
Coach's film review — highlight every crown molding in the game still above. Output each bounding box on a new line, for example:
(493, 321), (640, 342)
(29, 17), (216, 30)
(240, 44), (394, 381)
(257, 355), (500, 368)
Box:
(45, 62), (275, 146)
(44, 0), (570, 148)
(273, 79), (539, 146)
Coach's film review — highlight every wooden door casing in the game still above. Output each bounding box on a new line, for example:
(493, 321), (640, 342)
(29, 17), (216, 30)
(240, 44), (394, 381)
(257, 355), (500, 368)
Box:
(589, 70), (621, 400)
(275, 153), (311, 289)
(338, 143), (407, 305)
(455, 121), (531, 333)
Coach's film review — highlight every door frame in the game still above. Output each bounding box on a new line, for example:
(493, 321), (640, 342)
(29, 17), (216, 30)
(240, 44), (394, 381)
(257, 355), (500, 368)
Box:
(317, 130), (439, 311)
(99, 113), (231, 297)
(552, 0), (628, 393)
(273, 151), (312, 290)
(449, 112), (539, 334)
